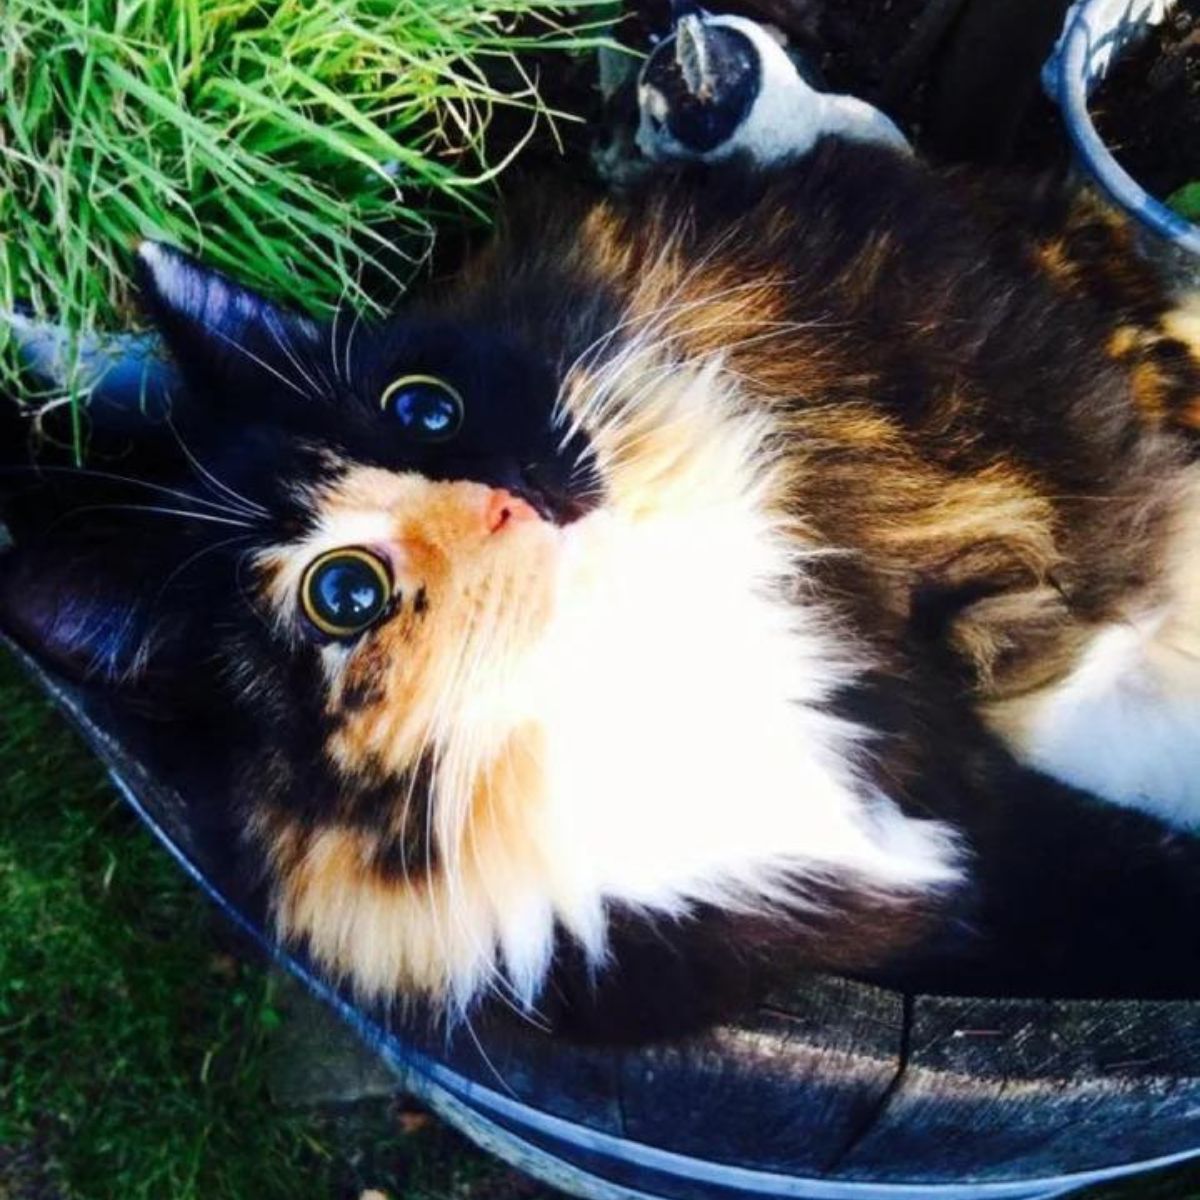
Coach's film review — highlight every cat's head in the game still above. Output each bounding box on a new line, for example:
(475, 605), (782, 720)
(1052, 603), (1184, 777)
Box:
(1, 234), (954, 1013)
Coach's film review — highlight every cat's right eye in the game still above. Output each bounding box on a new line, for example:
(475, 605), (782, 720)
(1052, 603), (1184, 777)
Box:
(300, 548), (392, 639)
(381, 375), (464, 442)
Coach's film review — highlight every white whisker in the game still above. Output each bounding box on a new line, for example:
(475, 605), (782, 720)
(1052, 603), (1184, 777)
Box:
(556, 276), (813, 449)
(166, 418), (269, 519)
(263, 310), (331, 401)
(58, 503), (252, 530)
(204, 322), (310, 399)
(0, 463), (257, 522)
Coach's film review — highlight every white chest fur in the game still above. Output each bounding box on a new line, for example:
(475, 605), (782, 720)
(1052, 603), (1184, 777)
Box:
(449, 363), (963, 1005)
(533, 501), (958, 900)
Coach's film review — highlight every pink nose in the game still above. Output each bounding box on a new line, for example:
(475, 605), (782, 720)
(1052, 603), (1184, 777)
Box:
(484, 488), (539, 534)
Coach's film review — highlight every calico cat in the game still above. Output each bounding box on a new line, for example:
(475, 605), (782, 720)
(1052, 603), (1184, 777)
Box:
(4, 136), (1200, 1036)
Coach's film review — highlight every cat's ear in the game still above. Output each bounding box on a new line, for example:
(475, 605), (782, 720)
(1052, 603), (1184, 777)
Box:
(0, 542), (164, 681)
(0, 471), (205, 685)
(135, 241), (324, 399)
(0, 537), (195, 684)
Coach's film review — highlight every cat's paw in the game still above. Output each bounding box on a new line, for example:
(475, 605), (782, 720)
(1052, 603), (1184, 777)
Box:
(635, 10), (910, 167)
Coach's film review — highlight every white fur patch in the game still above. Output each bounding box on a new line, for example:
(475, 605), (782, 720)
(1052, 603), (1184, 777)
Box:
(1006, 616), (1200, 827)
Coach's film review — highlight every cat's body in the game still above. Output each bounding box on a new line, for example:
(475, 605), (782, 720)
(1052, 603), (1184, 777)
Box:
(5, 139), (1200, 1036)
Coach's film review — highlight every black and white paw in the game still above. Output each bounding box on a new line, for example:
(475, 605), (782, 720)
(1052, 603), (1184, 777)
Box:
(636, 5), (911, 166)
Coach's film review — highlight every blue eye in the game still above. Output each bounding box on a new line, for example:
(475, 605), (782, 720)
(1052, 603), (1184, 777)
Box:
(300, 548), (392, 639)
(381, 375), (464, 441)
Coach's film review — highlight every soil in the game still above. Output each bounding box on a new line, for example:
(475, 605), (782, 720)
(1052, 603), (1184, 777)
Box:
(1092, 0), (1200, 204)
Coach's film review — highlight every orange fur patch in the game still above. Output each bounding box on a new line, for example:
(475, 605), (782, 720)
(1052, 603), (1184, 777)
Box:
(264, 723), (550, 1001)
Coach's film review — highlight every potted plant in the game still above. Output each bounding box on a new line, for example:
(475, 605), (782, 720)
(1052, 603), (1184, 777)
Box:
(1045, 0), (1200, 264)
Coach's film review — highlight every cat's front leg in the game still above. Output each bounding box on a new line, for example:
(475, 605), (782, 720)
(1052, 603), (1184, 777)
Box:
(635, 7), (910, 167)
(979, 293), (1200, 831)
(904, 754), (1200, 1000)
(983, 464), (1200, 832)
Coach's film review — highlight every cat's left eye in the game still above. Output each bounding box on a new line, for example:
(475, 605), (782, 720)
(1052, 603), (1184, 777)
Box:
(300, 548), (392, 639)
(381, 375), (464, 442)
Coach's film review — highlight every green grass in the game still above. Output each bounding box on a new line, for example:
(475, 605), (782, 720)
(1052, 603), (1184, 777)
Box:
(0, 0), (612, 419)
(0, 651), (561, 1200)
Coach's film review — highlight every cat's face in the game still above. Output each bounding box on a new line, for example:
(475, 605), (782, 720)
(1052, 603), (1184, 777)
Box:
(134, 242), (614, 848)
(2, 243), (622, 1004)
(257, 463), (565, 782)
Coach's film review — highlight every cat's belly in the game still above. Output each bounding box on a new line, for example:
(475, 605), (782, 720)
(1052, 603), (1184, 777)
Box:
(985, 470), (1200, 828)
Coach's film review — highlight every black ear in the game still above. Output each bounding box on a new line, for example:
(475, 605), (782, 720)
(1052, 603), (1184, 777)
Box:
(1, 543), (157, 682)
(135, 242), (326, 404)
(0, 532), (202, 685)
(0, 454), (219, 686)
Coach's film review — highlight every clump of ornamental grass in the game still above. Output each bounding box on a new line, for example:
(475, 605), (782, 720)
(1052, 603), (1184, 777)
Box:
(0, 0), (612, 422)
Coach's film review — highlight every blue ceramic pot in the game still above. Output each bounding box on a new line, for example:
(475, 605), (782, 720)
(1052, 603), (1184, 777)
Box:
(4, 310), (180, 429)
(1045, 0), (1200, 259)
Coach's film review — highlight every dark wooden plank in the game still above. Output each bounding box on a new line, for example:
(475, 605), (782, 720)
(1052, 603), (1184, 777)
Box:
(617, 975), (905, 1173)
(836, 993), (1200, 1182)
(431, 1015), (626, 1137)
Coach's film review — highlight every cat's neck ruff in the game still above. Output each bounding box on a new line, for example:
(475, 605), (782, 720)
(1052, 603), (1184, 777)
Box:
(424, 357), (961, 1010)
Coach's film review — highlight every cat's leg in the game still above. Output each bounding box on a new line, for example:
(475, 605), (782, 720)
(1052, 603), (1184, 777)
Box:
(545, 759), (1200, 1036)
(981, 284), (1200, 830)
(984, 459), (1200, 830)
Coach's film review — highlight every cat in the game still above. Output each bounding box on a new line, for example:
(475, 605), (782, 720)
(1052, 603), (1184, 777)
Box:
(5, 135), (1200, 1038)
